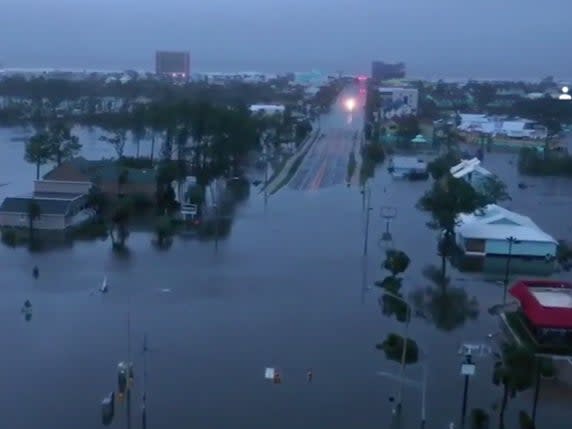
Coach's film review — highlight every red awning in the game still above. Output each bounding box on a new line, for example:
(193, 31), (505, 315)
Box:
(509, 279), (572, 329)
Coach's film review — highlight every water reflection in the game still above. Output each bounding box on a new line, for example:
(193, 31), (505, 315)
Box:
(409, 265), (479, 332)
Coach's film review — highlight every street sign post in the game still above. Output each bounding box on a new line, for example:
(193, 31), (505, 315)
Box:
(460, 352), (476, 428)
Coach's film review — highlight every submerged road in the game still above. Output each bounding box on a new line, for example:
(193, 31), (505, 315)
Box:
(289, 87), (364, 191)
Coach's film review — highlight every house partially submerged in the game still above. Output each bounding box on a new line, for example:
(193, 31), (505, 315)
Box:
(450, 158), (492, 192)
(0, 180), (94, 231)
(389, 156), (428, 179)
(457, 114), (548, 140)
(455, 204), (557, 273)
(44, 158), (157, 201)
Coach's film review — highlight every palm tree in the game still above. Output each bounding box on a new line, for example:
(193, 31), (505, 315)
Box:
(25, 133), (52, 180)
(27, 200), (41, 242)
(493, 344), (535, 429)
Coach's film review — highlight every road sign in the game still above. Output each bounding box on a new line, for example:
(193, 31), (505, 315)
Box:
(458, 343), (492, 358)
(461, 363), (476, 376)
(380, 206), (397, 219)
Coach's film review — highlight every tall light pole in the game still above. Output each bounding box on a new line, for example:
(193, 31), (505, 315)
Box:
(214, 203), (219, 253)
(532, 356), (541, 425)
(363, 186), (372, 256)
(459, 352), (476, 428)
(503, 236), (520, 304)
(380, 291), (412, 415)
(264, 153), (269, 209)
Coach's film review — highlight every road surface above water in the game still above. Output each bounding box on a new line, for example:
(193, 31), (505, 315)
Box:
(2, 87), (572, 429)
(289, 88), (364, 191)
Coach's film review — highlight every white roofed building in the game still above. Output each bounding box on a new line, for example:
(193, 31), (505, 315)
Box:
(450, 157), (492, 193)
(249, 104), (285, 115)
(457, 114), (547, 140)
(455, 204), (557, 272)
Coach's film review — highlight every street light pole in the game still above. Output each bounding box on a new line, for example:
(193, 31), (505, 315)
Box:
(264, 154), (269, 209)
(503, 236), (519, 304)
(532, 356), (541, 424)
(214, 203), (219, 253)
(382, 291), (412, 415)
(460, 353), (475, 429)
(363, 186), (372, 257)
(421, 357), (427, 429)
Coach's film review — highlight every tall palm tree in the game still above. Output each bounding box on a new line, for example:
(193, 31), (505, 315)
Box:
(493, 344), (535, 429)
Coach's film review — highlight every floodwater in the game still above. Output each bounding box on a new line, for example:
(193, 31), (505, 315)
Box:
(1, 92), (572, 428)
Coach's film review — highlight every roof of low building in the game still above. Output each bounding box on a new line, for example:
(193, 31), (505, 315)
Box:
(450, 158), (492, 179)
(456, 204), (557, 244)
(510, 280), (572, 329)
(45, 158), (156, 185)
(0, 192), (83, 215)
(391, 156), (427, 170)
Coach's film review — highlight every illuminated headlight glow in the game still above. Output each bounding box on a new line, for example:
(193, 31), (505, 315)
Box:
(344, 98), (356, 112)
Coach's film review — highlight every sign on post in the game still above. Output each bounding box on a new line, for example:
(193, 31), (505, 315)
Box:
(458, 343), (492, 358)
(461, 363), (476, 376)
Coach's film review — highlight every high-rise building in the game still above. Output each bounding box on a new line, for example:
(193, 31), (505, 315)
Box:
(371, 61), (405, 82)
(155, 51), (190, 80)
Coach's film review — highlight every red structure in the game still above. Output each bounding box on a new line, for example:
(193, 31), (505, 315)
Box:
(510, 279), (572, 346)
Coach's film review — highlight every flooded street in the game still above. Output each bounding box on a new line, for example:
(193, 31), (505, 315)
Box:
(1, 97), (572, 428)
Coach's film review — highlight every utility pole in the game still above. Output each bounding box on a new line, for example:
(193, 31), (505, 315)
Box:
(380, 291), (412, 415)
(532, 356), (541, 425)
(503, 236), (520, 304)
(126, 308), (132, 429)
(214, 203), (219, 253)
(363, 186), (372, 256)
(141, 334), (148, 429)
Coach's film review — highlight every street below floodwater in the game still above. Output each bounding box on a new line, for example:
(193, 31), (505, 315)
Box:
(2, 89), (572, 429)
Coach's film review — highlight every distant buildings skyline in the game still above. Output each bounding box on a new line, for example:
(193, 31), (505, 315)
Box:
(155, 51), (190, 80)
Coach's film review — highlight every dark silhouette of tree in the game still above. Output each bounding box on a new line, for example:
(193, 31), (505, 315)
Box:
(409, 265), (479, 332)
(154, 215), (173, 248)
(110, 198), (132, 249)
(27, 200), (41, 243)
(376, 249), (411, 322)
(47, 122), (81, 165)
(25, 132), (52, 179)
(100, 129), (127, 159)
(417, 175), (487, 277)
(427, 151), (461, 180)
(493, 344), (535, 429)
(394, 115), (421, 140)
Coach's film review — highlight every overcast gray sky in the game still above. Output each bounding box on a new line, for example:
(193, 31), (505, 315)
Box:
(0, 0), (570, 79)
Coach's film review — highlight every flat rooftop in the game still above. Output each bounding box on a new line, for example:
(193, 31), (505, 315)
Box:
(531, 288), (572, 309)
